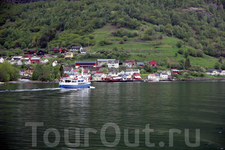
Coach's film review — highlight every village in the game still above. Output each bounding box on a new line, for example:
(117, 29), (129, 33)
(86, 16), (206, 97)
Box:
(1, 45), (225, 82)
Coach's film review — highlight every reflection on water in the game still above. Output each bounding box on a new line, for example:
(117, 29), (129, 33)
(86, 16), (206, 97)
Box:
(0, 82), (225, 149)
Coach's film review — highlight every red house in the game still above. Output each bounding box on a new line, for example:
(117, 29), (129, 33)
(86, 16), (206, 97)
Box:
(23, 54), (31, 59)
(27, 50), (37, 54)
(171, 69), (179, 74)
(75, 61), (97, 68)
(50, 48), (62, 53)
(30, 57), (41, 63)
(61, 49), (68, 53)
(150, 60), (157, 67)
(126, 60), (135, 66)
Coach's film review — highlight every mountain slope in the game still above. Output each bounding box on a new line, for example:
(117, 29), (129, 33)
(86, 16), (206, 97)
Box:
(0, 0), (225, 69)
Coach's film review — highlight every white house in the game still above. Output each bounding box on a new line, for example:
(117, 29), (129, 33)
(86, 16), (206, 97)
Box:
(92, 73), (106, 81)
(148, 74), (156, 80)
(121, 69), (140, 75)
(107, 60), (119, 68)
(148, 74), (159, 81)
(133, 69), (140, 74)
(20, 69), (25, 76)
(123, 62), (133, 68)
(80, 49), (87, 54)
(63, 67), (74, 75)
(52, 59), (57, 67)
(16, 60), (23, 66)
(164, 70), (171, 76)
(70, 46), (83, 52)
(217, 70), (225, 75)
(205, 70), (218, 75)
(40, 59), (49, 63)
(97, 59), (116, 66)
(160, 73), (168, 80)
(6, 57), (12, 62)
(0, 57), (4, 63)
(13, 56), (22, 61)
(24, 58), (31, 65)
(154, 73), (160, 80)
(10, 60), (16, 65)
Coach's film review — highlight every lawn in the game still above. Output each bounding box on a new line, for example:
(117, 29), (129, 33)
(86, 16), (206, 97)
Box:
(83, 24), (221, 69)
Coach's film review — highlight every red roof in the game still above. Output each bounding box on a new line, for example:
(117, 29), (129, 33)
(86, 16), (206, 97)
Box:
(150, 60), (157, 65)
(133, 73), (140, 76)
(126, 60), (135, 65)
(106, 76), (111, 79)
(96, 71), (103, 74)
(23, 54), (31, 58)
(83, 69), (89, 73)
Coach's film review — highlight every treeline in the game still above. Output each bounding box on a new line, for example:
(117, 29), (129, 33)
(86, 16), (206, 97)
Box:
(32, 63), (61, 81)
(0, 61), (19, 82)
(1, 0), (225, 57)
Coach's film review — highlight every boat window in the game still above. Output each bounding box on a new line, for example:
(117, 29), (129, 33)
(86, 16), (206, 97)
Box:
(60, 80), (64, 82)
(65, 80), (71, 83)
(72, 81), (76, 83)
(78, 80), (80, 82)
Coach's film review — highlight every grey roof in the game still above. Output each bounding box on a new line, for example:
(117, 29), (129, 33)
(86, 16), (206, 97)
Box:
(80, 49), (87, 52)
(154, 73), (160, 76)
(28, 50), (36, 52)
(108, 60), (119, 64)
(97, 59), (116, 62)
(206, 70), (214, 73)
(31, 57), (41, 60)
(162, 73), (168, 75)
(217, 70), (222, 73)
(125, 69), (133, 72)
(6, 57), (12, 60)
(137, 62), (144, 65)
(109, 68), (119, 72)
(63, 67), (73, 72)
(75, 61), (96, 64)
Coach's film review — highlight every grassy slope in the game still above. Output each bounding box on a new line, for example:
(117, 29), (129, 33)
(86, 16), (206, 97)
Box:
(84, 24), (220, 69)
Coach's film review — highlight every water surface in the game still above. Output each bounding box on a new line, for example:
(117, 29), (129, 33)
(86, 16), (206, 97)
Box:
(0, 81), (224, 149)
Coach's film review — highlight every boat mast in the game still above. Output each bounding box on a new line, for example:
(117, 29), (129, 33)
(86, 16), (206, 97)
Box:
(81, 67), (83, 76)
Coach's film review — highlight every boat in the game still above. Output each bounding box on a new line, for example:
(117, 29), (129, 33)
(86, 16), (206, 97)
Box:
(109, 76), (122, 82)
(59, 76), (91, 88)
(133, 73), (142, 81)
(59, 68), (91, 88)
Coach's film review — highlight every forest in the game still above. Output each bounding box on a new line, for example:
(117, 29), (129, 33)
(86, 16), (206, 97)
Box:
(1, 0), (225, 58)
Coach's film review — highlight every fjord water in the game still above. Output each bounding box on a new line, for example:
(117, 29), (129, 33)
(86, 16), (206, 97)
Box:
(0, 82), (225, 149)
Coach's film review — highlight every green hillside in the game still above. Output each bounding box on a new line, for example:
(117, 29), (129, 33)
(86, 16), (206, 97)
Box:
(91, 24), (219, 68)
(1, 0), (225, 69)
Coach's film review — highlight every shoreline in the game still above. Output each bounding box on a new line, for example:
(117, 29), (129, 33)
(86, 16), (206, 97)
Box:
(174, 78), (225, 81)
(1, 78), (225, 85)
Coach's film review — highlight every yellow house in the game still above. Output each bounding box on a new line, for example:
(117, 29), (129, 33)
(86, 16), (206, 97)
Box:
(65, 52), (73, 59)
